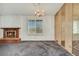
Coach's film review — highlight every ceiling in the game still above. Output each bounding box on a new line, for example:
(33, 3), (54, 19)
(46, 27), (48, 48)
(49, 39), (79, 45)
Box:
(0, 3), (63, 16)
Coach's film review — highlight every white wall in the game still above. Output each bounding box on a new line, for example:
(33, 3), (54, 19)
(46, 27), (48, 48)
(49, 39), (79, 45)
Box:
(0, 15), (55, 41)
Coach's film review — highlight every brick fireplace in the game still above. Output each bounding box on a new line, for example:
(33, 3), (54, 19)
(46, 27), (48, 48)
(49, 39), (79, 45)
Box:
(0, 28), (21, 43)
(3, 28), (19, 38)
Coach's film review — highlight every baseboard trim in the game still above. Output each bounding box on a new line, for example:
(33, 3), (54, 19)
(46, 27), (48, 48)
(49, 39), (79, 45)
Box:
(21, 40), (56, 41)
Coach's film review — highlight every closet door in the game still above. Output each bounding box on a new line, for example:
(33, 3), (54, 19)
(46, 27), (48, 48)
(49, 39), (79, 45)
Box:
(61, 5), (65, 47)
(64, 4), (73, 53)
(55, 10), (62, 45)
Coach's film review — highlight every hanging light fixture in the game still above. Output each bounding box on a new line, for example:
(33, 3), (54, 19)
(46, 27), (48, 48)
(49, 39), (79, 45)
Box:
(33, 3), (45, 17)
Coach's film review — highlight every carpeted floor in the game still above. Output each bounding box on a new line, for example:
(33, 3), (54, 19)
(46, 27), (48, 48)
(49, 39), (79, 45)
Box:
(0, 41), (72, 56)
(72, 40), (79, 56)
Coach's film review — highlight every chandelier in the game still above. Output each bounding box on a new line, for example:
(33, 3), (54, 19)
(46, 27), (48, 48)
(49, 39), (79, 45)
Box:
(33, 3), (45, 17)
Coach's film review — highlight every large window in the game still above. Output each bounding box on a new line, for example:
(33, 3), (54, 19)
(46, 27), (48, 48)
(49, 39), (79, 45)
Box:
(28, 20), (43, 35)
